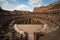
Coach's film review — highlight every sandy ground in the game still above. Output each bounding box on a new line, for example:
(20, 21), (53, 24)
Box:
(16, 24), (43, 33)
(13, 24), (43, 40)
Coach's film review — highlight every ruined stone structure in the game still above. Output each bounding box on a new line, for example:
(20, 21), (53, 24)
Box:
(0, 1), (60, 40)
(33, 1), (60, 12)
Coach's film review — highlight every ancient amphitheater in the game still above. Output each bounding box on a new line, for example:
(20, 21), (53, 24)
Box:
(0, 1), (60, 40)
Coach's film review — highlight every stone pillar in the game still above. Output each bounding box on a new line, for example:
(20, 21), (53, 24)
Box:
(34, 32), (40, 40)
(24, 32), (28, 40)
(28, 33), (34, 40)
(34, 32), (36, 40)
(34, 32), (44, 40)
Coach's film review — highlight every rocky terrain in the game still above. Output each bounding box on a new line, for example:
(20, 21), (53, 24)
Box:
(0, 1), (60, 40)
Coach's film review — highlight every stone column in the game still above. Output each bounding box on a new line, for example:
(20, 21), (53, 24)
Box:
(28, 33), (34, 40)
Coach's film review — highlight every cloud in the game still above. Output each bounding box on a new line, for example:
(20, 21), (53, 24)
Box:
(14, 4), (33, 11)
(1, 0), (15, 11)
(0, 0), (16, 2)
(1, 1), (33, 11)
(12, 0), (16, 1)
(12, 0), (16, 2)
(45, 4), (49, 6)
(0, 0), (58, 11)
(0, 0), (6, 2)
(29, 0), (43, 7)
(0, 0), (33, 11)
(1, 3), (15, 11)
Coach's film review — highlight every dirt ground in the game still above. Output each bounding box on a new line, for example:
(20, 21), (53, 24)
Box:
(16, 24), (43, 33)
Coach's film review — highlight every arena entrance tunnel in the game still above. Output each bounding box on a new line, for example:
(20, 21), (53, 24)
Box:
(8, 17), (48, 40)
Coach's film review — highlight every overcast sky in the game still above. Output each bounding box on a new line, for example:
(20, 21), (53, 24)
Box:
(0, 0), (58, 11)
